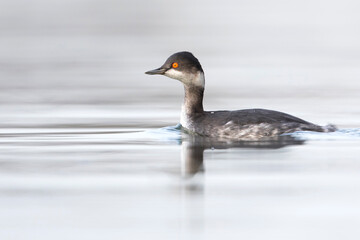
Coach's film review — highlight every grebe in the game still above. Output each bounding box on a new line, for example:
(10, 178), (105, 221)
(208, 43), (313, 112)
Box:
(145, 51), (336, 140)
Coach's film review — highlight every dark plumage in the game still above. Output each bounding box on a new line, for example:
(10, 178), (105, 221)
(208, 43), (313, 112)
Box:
(146, 51), (336, 140)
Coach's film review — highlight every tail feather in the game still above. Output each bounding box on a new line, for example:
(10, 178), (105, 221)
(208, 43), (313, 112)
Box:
(322, 124), (337, 132)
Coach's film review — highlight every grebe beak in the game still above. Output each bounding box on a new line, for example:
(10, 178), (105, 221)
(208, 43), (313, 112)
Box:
(145, 67), (167, 75)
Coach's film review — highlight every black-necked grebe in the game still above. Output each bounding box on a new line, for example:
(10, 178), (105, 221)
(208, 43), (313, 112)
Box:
(145, 51), (336, 140)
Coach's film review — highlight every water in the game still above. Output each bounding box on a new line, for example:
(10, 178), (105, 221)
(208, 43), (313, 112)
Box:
(1, 0), (360, 239)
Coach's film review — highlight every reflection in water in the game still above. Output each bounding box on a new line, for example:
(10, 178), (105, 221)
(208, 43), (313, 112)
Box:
(181, 141), (205, 177)
(180, 133), (304, 177)
(178, 133), (305, 236)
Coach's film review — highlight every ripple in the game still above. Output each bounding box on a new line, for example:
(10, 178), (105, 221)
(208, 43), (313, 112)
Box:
(131, 124), (182, 142)
(287, 128), (360, 140)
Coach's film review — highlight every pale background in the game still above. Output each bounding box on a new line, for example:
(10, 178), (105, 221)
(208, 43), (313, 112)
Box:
(1, 1), (360, 240)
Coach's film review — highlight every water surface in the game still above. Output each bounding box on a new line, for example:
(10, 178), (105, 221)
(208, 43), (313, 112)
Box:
(1, 0), (360, 239)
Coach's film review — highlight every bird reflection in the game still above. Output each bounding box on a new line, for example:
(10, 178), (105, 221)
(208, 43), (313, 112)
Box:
(180, 134), (304, 177)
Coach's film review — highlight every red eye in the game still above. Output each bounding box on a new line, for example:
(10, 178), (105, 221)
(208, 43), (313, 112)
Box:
(172, 62), (179, 68)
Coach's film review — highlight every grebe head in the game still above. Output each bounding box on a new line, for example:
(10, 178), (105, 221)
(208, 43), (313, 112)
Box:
(145, 51), (205, 87)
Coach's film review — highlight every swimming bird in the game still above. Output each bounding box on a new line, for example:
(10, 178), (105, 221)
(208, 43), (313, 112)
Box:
(145, 51), (336, 140)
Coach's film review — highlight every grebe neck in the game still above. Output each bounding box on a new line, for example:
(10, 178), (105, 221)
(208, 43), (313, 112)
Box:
(182, 85), (204, 115)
